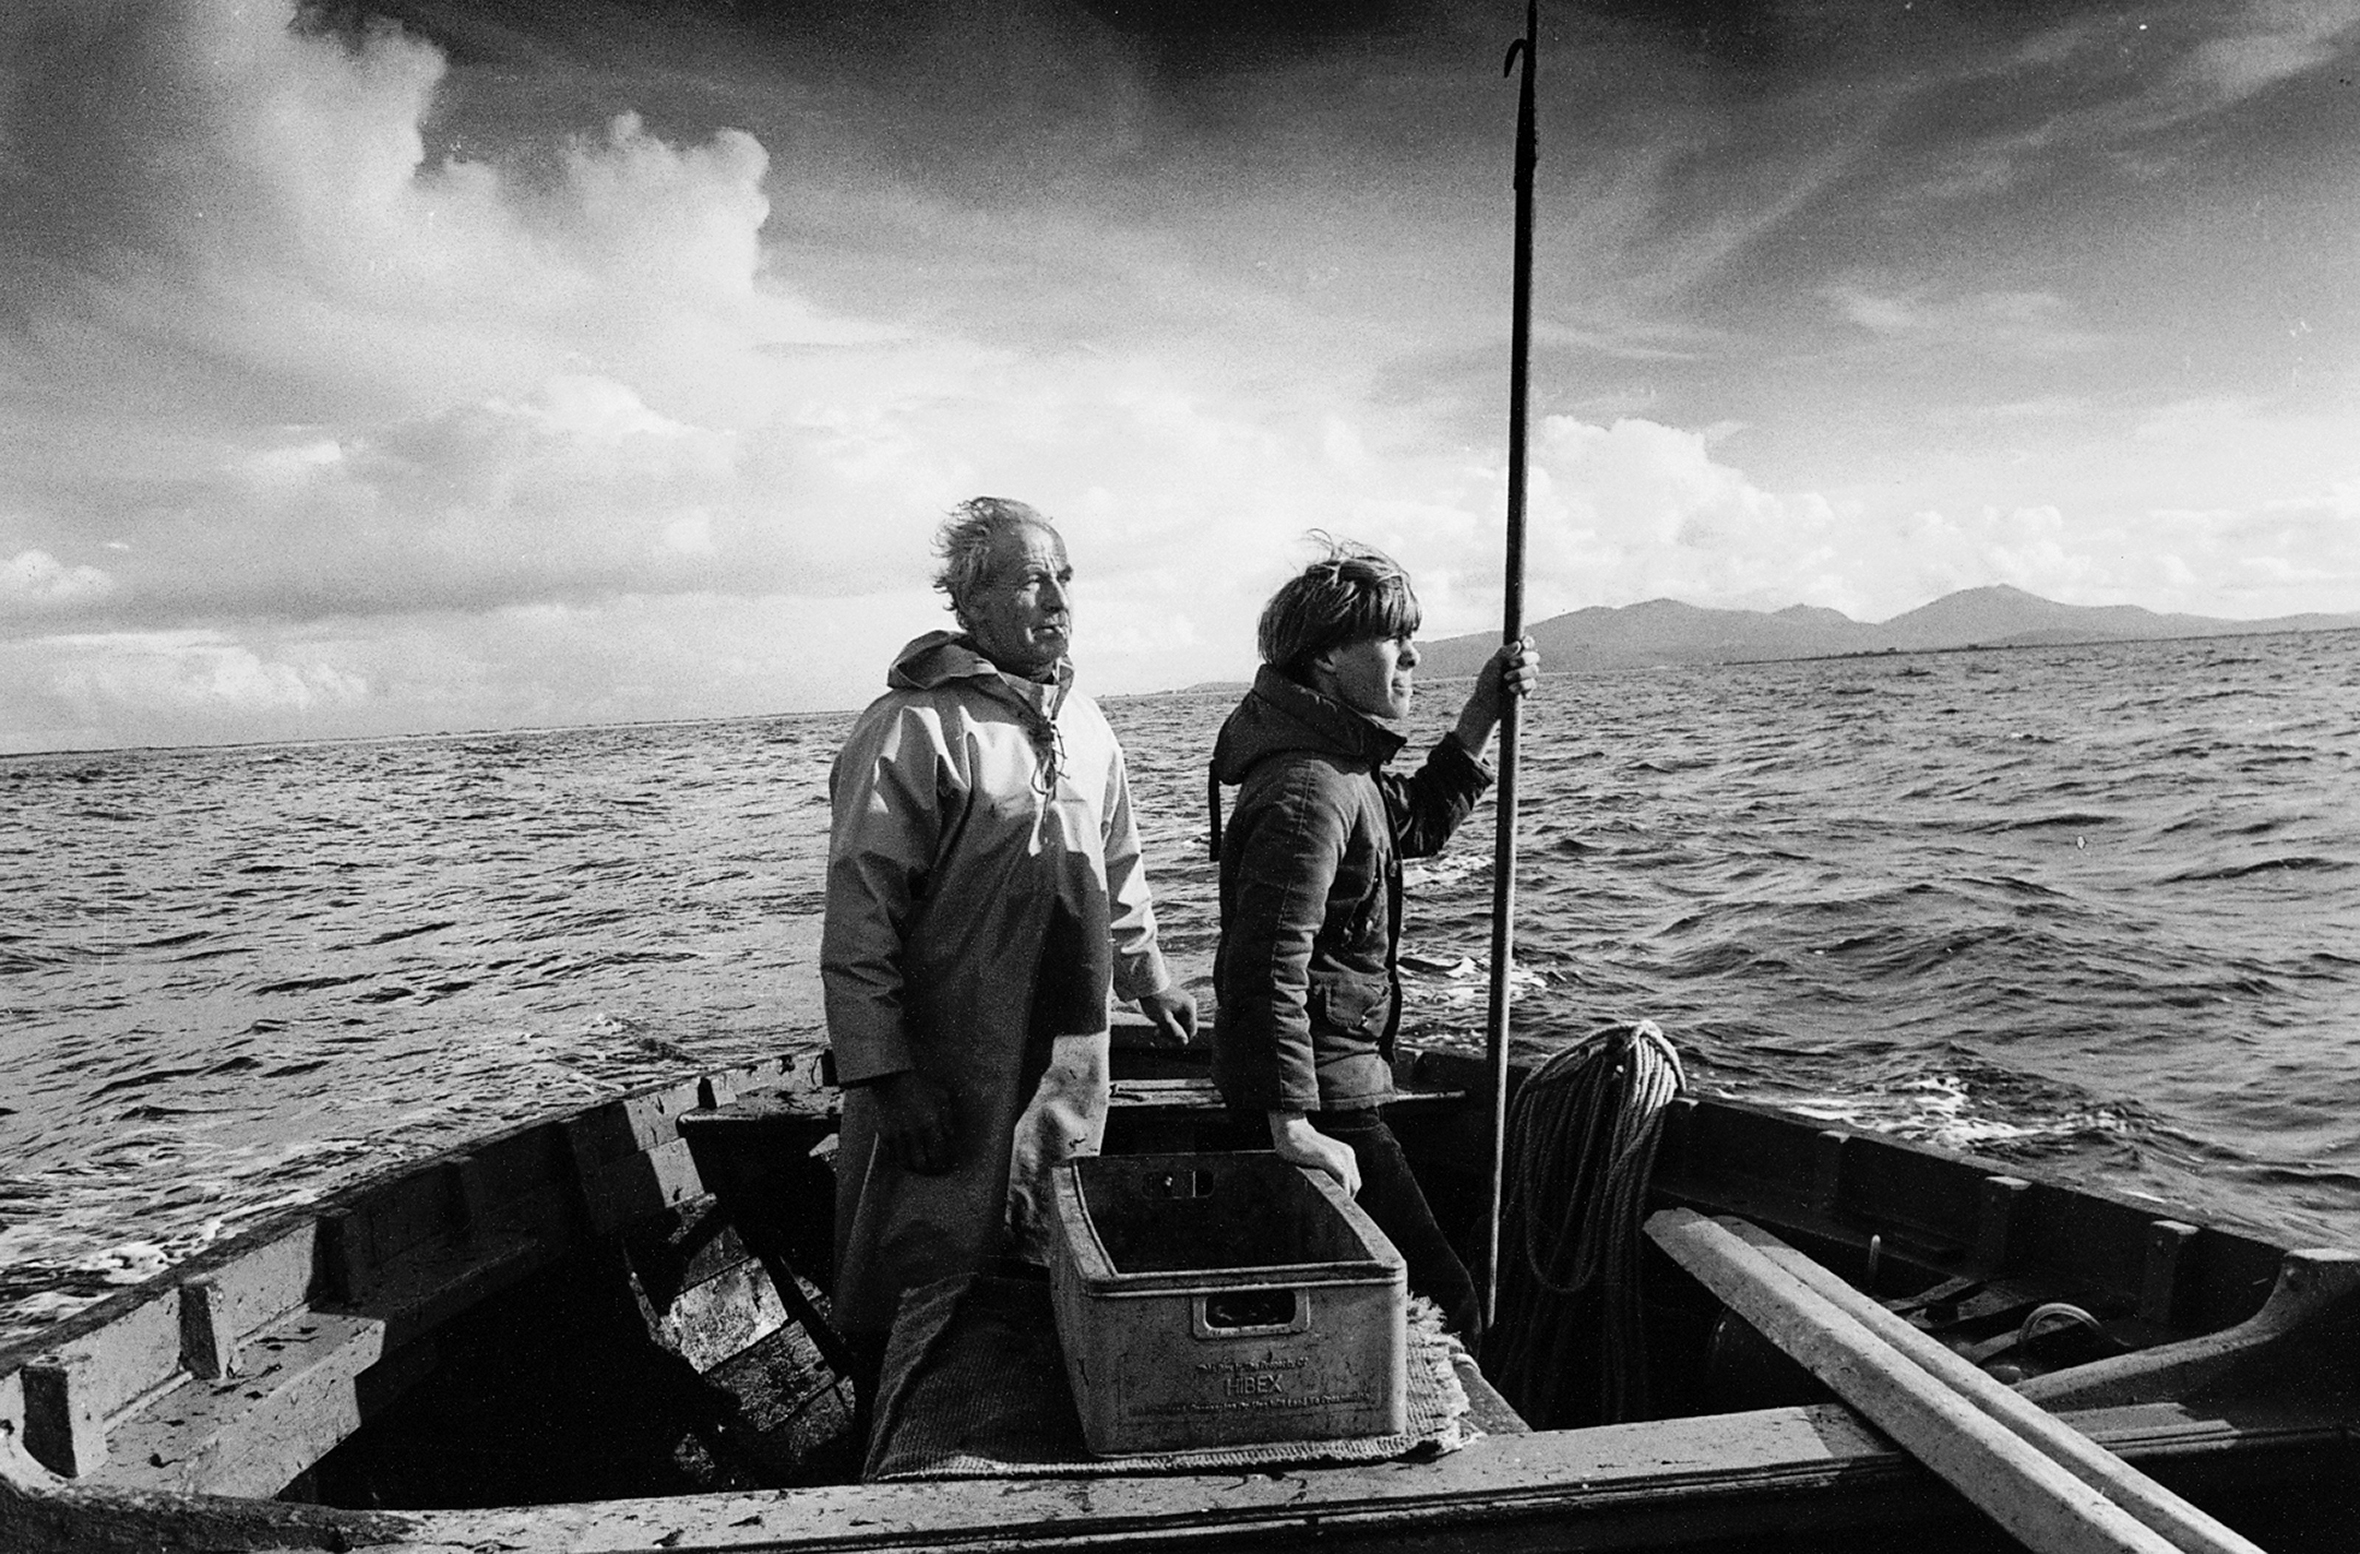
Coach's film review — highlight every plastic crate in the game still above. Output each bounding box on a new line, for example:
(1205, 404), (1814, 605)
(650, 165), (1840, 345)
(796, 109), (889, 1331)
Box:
(1046, 1151), (1407, 1455)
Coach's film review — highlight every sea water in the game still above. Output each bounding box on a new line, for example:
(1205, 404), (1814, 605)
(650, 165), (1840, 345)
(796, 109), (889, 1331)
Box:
(3, 630), (2355, 1345)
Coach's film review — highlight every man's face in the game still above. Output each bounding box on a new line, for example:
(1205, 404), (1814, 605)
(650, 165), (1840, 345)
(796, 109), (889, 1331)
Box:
(963, 522), (1073, 677)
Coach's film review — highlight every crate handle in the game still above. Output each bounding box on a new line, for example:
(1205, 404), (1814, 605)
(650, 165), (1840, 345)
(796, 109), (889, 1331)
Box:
(1192, 1288), (1310, 1339)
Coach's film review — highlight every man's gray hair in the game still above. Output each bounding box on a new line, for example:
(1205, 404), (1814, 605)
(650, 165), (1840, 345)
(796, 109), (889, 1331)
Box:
(933, 496), (1054, 624)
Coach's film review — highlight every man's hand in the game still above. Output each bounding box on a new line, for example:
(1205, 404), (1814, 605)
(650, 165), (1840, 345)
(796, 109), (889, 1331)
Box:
(1268, 1110), (1360, 1197)
(870, 1070), (959, 1175)
(1136, 985), (1199, 1048)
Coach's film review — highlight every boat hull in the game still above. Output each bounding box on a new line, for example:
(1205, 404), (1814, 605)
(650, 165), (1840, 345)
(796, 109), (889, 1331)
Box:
(5, 1041), (2356, 1553)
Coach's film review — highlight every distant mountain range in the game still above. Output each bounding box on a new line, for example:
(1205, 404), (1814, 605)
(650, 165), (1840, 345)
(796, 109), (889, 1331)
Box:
(1411, 585), (2360, 678)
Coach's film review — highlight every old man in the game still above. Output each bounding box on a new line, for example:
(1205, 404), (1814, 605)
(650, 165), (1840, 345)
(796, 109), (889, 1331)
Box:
(821, 496), (1196, 1401)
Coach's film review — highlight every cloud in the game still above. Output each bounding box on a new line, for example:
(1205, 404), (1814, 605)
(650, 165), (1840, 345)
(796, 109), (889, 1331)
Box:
(2165, 0), (2360, 112)
(3, 549), (117, 610)
(0, 589), (935, 753)
(1873, 0), (2360, 203)
(1825, 284), (2102, 358)
(1970, 396), (2090, 423)
(1885, 491), (2360, 621)
(0, 0), (2353, 753)
(0, 1), (938, 639)
(51, 630), (367, 710)
(0, 3), (861, 431)
(1509, 414), (2360, 627)
(1512, 416), (1845, 613)
(6, 1), (1528, 659)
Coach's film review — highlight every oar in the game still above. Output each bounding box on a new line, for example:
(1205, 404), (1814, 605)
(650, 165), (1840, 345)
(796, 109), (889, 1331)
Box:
(1480, 0), (1540, 1332)
(1720, 1216), (2267, 1554)
(1648, 1209), (2260, 1554)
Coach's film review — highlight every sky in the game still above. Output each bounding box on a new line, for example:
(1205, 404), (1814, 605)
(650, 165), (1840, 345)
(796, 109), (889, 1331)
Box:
(1, 0), (2356, 753)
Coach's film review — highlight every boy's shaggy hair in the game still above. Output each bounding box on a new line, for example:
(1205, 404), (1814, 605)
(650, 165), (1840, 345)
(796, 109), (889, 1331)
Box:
(1257, 536), (1422, 680)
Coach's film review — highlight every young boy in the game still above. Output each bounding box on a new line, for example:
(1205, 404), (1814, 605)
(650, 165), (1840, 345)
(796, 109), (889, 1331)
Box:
(1208, 541), (1538, 1343)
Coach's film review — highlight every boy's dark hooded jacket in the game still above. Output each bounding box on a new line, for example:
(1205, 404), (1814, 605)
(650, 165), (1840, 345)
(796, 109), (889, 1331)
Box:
(1209, 666), (1491, 1113)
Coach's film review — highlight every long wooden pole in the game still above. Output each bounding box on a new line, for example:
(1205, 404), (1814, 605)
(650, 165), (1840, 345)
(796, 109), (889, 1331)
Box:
(1481, 0), (1539, 1331)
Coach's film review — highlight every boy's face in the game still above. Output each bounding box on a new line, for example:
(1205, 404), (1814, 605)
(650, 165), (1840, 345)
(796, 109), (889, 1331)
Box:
(1317, 631), (1417, 720)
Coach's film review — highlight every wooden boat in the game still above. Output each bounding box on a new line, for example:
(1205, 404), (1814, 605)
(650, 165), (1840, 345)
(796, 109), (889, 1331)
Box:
(5, 1024), (2357, 1553)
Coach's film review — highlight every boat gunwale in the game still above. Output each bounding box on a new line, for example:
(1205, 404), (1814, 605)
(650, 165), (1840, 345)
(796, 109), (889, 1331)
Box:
(7, 1391), (2350, 1553)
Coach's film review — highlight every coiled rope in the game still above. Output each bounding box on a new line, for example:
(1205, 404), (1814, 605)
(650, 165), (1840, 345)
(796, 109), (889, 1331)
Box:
(1486, 1019), (1686, 1428)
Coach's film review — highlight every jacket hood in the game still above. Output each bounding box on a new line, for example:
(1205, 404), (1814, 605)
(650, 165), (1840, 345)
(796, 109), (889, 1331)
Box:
(1211, 665), (1405, 786)
(886, 631), (998, 691)
(887, 630), (1071, 703)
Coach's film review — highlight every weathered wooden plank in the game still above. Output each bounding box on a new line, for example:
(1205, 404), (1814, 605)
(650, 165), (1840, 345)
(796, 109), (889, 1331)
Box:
(565, 1080), (711, 1172)
(40, 1295), (182, 1430)
(437, 1154), (491, 1241)
(1810, 1128), (1850, 1213)
(359, 1396), (2333, 1554)
(2008, 1181), (2154, 1304)
(1977, 1174), (2032, 1270)
(193, 1223), (317, 1353)
(14, 1232), (322, 1477)
(450, 1120), (577, 1238)
(696, 1054), (815, 1111)
(627, 1213), (762, 1304)
(69, 1227), (553, 1499)
(1841, 1134), (1986, 1250)
(89, 1310), (387, 1499)
(20, 1361), (107, 1478)
(310, 1155), (573, 1320)
(324, 1406), (1943, 1552)
(1452, 1351), (1528, 1437)
(10, 1395), (2338, 1554)
(9, 1063), (2345, 1554)
(575, 1136), (706, 1238)
(1719, 1215), (2266, 1554)
(19, 1291), (188, 1475)
(2139, 1220), (2200, 1329)
(355, 1232), (554, 1346)
(1103, 1076), (1467, 1112)
(176, 1281), (236, 1381)
(0, 1443), (415, 1553)
(1104, 1076), (1226, 1105)
(2018, 1246), (2360, 1410)
(317, 1165), (469, 1301)
(1648, 1207), (2182, 1554)
(652, 1259), (792, 1374)
(1644, 1095), (2293, 1332)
